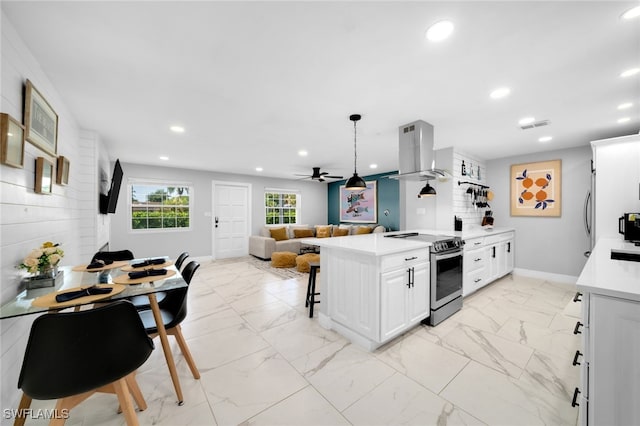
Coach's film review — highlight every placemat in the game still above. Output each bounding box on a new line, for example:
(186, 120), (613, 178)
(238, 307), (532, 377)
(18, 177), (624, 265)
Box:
(112, 269), (177, 285)
(31, 284), (126, 309)
(121, 260), (174, 271)
(72, 260), (129, 272)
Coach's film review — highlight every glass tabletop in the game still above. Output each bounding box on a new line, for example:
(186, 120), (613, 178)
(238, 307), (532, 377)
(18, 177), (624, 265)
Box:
(0, 261), (187, 319)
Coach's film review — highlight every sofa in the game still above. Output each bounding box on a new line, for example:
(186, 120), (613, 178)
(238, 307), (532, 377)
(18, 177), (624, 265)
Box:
(249, 224), (385, 260)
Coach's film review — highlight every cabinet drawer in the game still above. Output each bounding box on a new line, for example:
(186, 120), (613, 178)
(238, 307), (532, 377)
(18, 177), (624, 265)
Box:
(464, 248), (487, 273)
(464, 237), (485, 251)
(381, 249), (429, 272)
(485, 231), (515, 245)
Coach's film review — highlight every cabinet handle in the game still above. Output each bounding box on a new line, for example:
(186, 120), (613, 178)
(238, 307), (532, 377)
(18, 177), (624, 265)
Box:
(571, 388), (581, 407)
(573, 292), (582, 303)
(492, 246), (496, 258)
(573, 321), (583, 335)
(405, 256), (418, 261)
(474, 242), (482, 245)
(474, 278), (482, 283)
(410, 267), (414, 288)
(507, 242), (511, 253)
(572, 350), (583, 366)
(406, 268), (411, 288)
(474, 258), (482, 262)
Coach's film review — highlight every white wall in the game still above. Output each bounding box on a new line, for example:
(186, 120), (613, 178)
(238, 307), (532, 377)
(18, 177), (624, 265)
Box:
(486, 145), (592, 277)
(109, 162), (328, 258)
(0, 14), (111, 415)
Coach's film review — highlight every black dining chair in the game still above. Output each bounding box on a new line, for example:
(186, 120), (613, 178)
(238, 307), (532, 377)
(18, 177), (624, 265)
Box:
(128, 251), (190, 310)
(15, 301), (154, 426)
(137, 261), (201, 380)
(91, 249), (134, 262)
(174, 251), (189, 271)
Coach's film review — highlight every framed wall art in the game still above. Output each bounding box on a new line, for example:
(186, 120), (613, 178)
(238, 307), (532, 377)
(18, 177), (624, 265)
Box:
(0, 113), (25, 168)
(24, 79), (58, 156)
(56, 156), (70, 185)
(510, 159), (561, 217)
(35, 157), (54, 194)
(340, 181), (377, 223)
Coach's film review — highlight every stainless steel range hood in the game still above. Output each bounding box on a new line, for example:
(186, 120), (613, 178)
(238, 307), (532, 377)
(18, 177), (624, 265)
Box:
(388, 119), (449, 181)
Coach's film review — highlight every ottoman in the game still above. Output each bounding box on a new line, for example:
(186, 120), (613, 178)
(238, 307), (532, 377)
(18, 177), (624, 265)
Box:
(271, 251), (298, 268)
(296, 253), (320, 273)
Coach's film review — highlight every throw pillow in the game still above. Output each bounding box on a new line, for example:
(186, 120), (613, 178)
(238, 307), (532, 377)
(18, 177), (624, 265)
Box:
(269, 227), (289, 241)
(293, 228), (314, 238)
(316, 225), (332, 238)
(332, 228), (349, 237)
(355, 226), (373, 235)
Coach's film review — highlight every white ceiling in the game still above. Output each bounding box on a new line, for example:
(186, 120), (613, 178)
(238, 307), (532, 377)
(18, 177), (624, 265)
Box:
(3, 1), (639, 181)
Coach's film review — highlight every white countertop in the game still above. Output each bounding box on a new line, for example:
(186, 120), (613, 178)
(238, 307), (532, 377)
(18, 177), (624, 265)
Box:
(577, 237), (640, 302)
(300, 226), (514, 256)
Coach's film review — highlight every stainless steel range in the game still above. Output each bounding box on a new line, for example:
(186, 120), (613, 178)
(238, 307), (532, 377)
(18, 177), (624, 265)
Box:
(385, 232), (464, 325)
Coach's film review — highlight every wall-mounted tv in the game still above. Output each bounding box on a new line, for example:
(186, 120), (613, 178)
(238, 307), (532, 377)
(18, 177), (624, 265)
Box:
(99, 159), (123, 214)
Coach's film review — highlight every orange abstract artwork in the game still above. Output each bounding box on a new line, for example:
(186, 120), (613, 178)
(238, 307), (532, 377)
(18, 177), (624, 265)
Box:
(510, 159), (561, 217)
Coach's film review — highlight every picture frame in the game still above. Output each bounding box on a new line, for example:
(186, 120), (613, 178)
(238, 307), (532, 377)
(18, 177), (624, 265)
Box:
(340, 181), (377, 223)
(510, 159), (561, 217)
(24, 79), (58, 156)
(56, 156), (70, 185)
(35, 157), (54, 194)
(0, 113), (25, 168)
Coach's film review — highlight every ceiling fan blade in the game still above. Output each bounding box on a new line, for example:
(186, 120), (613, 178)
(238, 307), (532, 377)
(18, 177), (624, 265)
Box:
(324, 175), (343, 179)
(294, 174), (312, 177)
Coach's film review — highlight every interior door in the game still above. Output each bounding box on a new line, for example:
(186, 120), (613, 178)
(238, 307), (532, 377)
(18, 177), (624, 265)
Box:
(212, 181), (251, 259)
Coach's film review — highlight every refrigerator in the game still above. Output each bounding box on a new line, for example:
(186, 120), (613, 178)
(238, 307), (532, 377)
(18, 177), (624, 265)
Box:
(584, 132), (640, 256)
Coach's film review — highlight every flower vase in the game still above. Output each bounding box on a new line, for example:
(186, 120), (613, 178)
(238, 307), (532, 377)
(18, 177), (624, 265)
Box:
(25, 265), (61, 290)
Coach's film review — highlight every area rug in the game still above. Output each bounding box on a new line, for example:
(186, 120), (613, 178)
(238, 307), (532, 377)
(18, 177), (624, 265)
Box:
(245, 256), (306, 280)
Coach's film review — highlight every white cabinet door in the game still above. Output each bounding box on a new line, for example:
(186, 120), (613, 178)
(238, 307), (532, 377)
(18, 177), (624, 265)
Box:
(504, 238), (514, 273)
(407, 262), (430, 325)
(380, 268), (410, 340)
(589, 294), (640, 425)
(487, 244), (499, 282)
(463, 247), (486, 296)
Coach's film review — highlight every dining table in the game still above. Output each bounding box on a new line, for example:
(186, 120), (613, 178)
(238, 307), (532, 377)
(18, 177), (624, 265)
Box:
(0, 258), (190, 406)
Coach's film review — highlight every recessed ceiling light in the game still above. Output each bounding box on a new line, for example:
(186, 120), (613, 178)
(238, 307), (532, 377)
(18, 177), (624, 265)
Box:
(298, 150), (308, 157)
(255, 167), (263, 172)
(490, 87), (511, 99)
(618, 102), (633, 110)
(538, 136), (553, 143)
(159, 156), (169, 161)
(426, 20), (454, 42)
(620, 68), (640, 78)
(369, 164), (378, 169)
(170, 125), (185, 133)
(518, 117), (536, 126)
(622, 5), (640, 20)
(617, 117), (631, 123)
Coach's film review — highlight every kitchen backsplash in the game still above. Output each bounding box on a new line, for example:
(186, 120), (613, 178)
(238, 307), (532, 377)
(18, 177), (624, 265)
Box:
(452, 151), (487, 227)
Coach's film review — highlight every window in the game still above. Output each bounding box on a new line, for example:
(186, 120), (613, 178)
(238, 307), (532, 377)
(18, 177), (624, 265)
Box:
(265, 190), (299, 225)
(130, 183), (192, 231)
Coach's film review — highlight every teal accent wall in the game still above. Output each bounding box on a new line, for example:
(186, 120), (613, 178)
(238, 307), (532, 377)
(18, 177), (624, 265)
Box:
(328, 171), (400, 231)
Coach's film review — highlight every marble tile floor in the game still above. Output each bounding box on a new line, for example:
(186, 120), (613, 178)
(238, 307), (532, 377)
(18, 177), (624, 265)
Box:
(21, 257), (582, 426)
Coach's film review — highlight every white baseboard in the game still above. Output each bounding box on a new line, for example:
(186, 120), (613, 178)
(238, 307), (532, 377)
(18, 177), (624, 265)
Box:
(513, 268), (578, 285)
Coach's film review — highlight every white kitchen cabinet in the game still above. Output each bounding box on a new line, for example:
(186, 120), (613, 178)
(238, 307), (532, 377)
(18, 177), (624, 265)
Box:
(463, 231), (514, 296)
(575, 293), (640, 425)
(323, 244), (430, 351)
(380, 261), (429, 341)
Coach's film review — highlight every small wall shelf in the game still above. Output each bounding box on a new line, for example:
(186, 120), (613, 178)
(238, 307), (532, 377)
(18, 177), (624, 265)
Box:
(458, 180), (490, 189)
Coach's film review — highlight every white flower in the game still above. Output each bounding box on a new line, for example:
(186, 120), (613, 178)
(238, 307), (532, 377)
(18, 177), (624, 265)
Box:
(44, 247), (58, 255)
(49, 254), (62, 265)
(28, 249), (44, 259)
(24, 258), (38, 268)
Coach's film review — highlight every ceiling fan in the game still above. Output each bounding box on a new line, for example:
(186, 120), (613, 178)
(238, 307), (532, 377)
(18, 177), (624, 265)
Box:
(295, 167), (343, 182)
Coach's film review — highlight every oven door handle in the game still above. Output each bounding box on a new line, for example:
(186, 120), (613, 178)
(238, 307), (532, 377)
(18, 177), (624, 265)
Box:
(434, 250), (462, 261)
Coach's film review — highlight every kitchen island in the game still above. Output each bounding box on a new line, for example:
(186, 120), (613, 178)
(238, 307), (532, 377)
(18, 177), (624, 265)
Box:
(574, 237), (640, 425)
(301, 232), (432, 351)
(301, 226), (514, 351)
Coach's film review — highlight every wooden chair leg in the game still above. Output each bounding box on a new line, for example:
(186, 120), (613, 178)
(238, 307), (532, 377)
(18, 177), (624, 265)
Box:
(124, 372), (147, 411)
(49, 399), (69, 426)
(13, 393), (32, 426)
(113, 378), (139, 426)
(171, 325), (201, 379)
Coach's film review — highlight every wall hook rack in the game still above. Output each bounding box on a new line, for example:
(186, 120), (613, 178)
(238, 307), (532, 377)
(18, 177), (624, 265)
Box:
(458, 180), (490, 189)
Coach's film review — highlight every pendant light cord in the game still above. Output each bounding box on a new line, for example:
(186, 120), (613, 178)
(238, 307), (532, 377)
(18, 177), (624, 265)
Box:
(353, 119), (358, 174)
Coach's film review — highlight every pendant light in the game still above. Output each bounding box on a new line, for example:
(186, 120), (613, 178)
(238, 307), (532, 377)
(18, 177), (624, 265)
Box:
(345, 114), (367, 190)
(418, 181), (437, 198)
